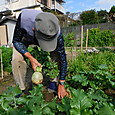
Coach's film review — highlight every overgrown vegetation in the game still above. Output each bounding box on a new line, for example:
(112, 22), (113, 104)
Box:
(0, 46), (115, 114)
(0, 46), (12, 74)
(68, 50), (115, 75)
(63, 32), (75, 47)
(63, 29), (115, 47)
(84, 28), (115, 47)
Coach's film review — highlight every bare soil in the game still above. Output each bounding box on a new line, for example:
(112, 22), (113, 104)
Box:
(0, 72), (16, 94)
(0, 71), (56, 102)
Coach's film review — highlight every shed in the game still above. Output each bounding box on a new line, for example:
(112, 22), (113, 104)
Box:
(0, 17), (17, 46)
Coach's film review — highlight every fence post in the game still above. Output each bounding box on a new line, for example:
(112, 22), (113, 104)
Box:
(69, 38), (74, 62)
(86, 29), (88, 50)
(74, 37), (77, 58)
(71, 40), (73, 61)
(81, 25), (83, 51)
(0, 49), (3, 79)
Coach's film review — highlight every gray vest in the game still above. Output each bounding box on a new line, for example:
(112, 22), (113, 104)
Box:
(21, 9), (43, 37)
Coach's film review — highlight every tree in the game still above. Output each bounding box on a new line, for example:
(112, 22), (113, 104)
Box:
(97, 10), (108, 23)
(109, 5), (115, 14)
(80, 9), (98, 25)
(107, 6), (115, 23)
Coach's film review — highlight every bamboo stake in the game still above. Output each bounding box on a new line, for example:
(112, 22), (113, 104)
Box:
(69, 38), (74, 62)
(81, 25), (83, 51)
(86, 29), (88, 50)
(74, 37), (77, 59)
(0, 50), (3, 79)
(71, 40), (73, 62)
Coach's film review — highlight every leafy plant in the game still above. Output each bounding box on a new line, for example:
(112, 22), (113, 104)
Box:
(63, 32), (75, 47)
(0, 81), (114, 114)
(0, 46), (13, 73)
(83, 28), (114, 47)
(70, 64), (114, 90)
(98, 103), (115, 115)
(70, 89), (93, 115)
(26, 46), (59, 79)
(65, 66), (115, 114)
(43, 55), (59, 79)
(67, 51), (115, 75)
(0, 84), (58, 115)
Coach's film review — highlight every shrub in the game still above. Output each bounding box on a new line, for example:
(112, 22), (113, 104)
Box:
(67, 50), (115, 76)
(84, 28), (114, 47)
(63, 32), (75, 47)
(100, 30), (115, 46)
(0, 46), (13, 73)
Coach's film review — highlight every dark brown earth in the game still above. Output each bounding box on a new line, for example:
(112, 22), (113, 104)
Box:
(0, 71), (57, 102)
(0, 72), (16, 94)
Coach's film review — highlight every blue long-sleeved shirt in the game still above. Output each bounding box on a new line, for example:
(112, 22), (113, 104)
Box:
(12, 13), (67, 80)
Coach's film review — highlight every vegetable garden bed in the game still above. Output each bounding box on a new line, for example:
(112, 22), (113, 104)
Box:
(0, 46), (115, 115)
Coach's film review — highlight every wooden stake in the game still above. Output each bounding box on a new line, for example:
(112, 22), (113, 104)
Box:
(81, 25), (83, 51)
(71, 40), (73, 62)
(69, 38), (74, 62)
(0, 50), (3, 79)
(74, 37), (77, 58)
(86, 29), (88, 50)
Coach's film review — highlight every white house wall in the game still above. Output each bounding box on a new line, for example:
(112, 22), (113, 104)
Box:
(11, 0), (36, 11)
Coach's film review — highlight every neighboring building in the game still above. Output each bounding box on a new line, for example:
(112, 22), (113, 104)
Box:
(69, 12), (81, 20)
(0, 0), (65, 18)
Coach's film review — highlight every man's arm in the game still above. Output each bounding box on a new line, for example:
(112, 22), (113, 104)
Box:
(12, 14), (28, 55)
(56, 32), (67, 98)
(57, 32), (67, 81)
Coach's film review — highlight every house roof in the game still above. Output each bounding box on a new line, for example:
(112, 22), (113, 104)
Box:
(0, 16), (17, 25)
(57, 0), (65, 3)
(0, 10), (12, 16)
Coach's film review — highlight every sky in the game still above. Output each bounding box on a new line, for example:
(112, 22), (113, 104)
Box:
(64, 0), (115, 13)
(0, 0), (115, 13)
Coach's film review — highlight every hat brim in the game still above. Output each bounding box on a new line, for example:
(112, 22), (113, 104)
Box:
(35, 31), (58, 52)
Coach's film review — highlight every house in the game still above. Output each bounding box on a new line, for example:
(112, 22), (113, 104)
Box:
(0, 0), (65, 46)
(0, 0), (65, 18)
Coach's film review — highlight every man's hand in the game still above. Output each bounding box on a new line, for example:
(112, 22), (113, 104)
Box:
(58, 84), (66, 99)
(24, 52), (42, 71)
(30, 57), (42, 71)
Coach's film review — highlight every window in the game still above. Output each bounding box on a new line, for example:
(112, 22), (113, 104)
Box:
(7, 0), (19, 3)
(52, 0), (54, 4)
(41, 0), (47, 6)
(11, 0), (19, 3)
(7, 0), (10, 3)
